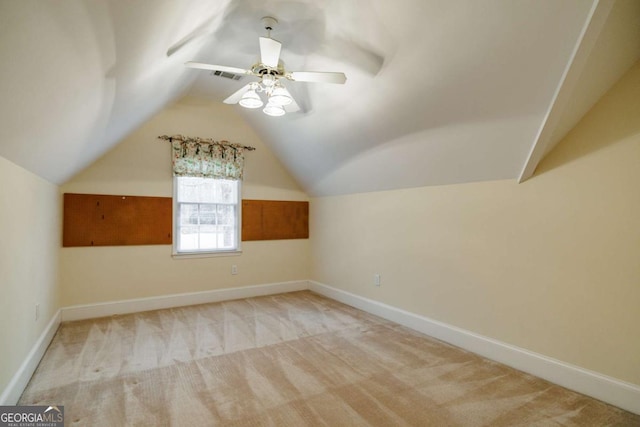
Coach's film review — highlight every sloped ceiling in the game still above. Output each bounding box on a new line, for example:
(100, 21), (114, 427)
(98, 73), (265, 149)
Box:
(0, 0), (638, 196)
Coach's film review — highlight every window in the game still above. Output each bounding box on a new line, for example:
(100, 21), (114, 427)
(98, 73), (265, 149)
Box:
(173, 176), (240, 254)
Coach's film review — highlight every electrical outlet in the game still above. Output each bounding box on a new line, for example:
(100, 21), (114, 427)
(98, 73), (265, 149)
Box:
(374, 274), (381, 286)
(231, 265), (238, 275)
(35, 304), (40, 321)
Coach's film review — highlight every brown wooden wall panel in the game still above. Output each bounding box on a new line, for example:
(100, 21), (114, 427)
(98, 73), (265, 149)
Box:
(242, 200), (309, 241)
(63, 193), (172, 247)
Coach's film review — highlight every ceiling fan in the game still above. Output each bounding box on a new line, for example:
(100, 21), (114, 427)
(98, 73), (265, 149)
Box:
(185, 17), (347, 117)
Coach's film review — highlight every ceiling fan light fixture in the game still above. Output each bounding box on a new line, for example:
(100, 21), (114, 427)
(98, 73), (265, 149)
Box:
(239, 90), (263, 109)
(263, 102), (286, 117)
(262, 74), (276, 87)
(269, 86), (293, 106)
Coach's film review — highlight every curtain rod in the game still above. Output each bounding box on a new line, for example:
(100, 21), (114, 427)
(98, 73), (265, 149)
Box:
(157, 135), (256, 151)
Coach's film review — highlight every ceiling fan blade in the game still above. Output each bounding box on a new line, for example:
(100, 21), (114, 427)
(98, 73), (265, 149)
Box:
(259, 37), (282, 68)
(287, 71), (347, 84)
(223, 84), (253, 104)
(185, 62), (253, 76)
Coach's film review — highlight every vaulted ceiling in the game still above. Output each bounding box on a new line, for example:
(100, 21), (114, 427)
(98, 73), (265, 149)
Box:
(1, 0), (638, 196)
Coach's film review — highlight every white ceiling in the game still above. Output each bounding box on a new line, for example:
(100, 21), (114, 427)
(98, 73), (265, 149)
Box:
(0, 0), (638, 196)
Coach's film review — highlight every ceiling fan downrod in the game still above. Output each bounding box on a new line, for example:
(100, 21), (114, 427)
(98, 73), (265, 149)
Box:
(261, 16), (278, 38)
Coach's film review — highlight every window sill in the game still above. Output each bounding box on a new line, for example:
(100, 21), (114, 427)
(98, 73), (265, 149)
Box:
(172, 250), (242, 260)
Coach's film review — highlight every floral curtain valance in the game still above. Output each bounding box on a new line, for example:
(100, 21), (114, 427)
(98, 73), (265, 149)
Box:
(158, 135), (255, 180)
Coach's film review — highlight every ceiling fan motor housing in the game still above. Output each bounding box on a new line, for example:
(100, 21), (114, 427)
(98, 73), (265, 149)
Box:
(252, 63), (285, 77)
(261, 16), (278, 31)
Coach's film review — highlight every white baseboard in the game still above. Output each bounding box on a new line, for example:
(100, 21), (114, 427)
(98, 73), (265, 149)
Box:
(61, 280), (309, 322)
(309, 281), (640, 416)
(0, 309), (61, 405)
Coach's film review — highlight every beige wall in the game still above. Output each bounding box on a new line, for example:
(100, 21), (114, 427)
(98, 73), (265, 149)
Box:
(0, 156), (60, 394)
(61, 97), (309, 306)
(310, 61), (640, 385)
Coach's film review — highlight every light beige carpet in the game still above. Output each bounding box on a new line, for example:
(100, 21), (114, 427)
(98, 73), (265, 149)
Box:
(20, 291), (639, 426)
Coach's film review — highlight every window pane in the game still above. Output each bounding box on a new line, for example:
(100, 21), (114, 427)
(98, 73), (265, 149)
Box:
(217, 205), (234, 226)
(198, 225), (217, 249)
(179, 204), (199, 225)
(219, 226), (235, 248)
(178, 226), (199, 251)
(199, 204), (216, 225)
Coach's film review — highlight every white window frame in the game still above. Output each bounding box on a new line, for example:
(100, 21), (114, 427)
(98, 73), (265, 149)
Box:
(172, 176), (242, 258)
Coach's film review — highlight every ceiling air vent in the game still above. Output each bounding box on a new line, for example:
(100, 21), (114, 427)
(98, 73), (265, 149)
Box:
(211, 70), (243, 81)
